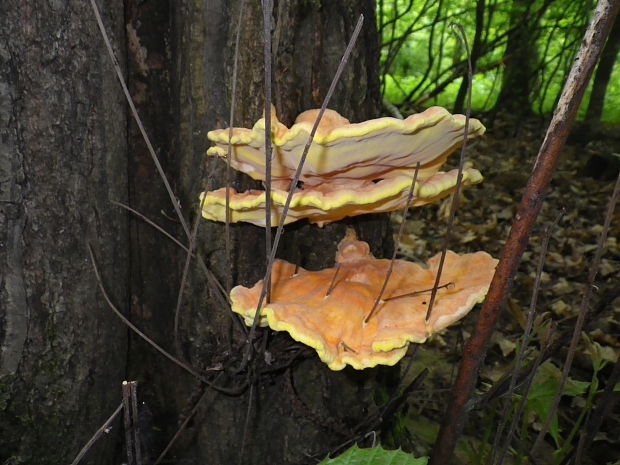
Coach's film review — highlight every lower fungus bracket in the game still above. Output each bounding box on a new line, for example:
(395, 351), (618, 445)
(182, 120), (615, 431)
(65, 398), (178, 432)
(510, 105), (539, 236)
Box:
(229, 230), (498, 370)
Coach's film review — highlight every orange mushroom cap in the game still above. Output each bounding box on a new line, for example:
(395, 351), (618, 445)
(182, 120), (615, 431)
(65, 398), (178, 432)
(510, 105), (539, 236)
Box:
(231, 230), (498, 370)
(200, 167), (483, 227)
(202, 107), (485, 226)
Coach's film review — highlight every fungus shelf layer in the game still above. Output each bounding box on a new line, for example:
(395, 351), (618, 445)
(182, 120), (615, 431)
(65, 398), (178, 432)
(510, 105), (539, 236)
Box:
(201, 107), (485, 226)
(231, 230), (498, 370)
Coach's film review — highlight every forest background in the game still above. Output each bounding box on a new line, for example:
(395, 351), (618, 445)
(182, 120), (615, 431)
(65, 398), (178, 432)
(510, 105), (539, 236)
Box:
(0, 1), (618, 465)
(379, 0), (620, 125)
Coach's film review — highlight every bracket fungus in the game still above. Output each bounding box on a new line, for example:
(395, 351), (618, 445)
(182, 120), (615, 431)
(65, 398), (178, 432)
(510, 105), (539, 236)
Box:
(201, 107), (485, 226)
(199, 168), (483, 227)
(231, 231), (498, 370)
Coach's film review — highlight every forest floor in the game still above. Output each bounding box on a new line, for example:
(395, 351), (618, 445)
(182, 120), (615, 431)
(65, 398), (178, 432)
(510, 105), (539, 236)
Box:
(387, 117), (620, 465)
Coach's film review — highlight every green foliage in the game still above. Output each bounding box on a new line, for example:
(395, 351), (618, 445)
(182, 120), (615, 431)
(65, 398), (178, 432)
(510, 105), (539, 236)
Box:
(377, 0), (620, 122)
(505, 337), (616, 465)
(524, 360), (590, 447)
(318, 445), (428, 465)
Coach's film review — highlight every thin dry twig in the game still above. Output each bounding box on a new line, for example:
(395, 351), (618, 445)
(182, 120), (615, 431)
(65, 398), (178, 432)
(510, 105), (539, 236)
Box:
(430, 3), (620, 462)
(325, 264), (342, 297)
(425, 23), (472, 322)
(111, 201), (231, 312)
(225, 0), (247, 296)
(88, 244), (245, 395)
(152, 387), (210, 465)
(475, 281), (620, 412)
(241, 15), (365, 368)
(492, 211), (564, 465)
(89, 0), (189, 237)
(262, 0), (274, 303)
(383, 282), (453, 303)
(91, 0), (230, 331)
(173, 153), (227, 356)
(70, 402), (123, 465)
(174, 165), (213, 356)
(572, 356), (620, 464)
(532, 169), (620, 454)
(507, 323), (556, 463)
(113, 201), (247, 338)
(238, 383), (255, 465)
(365, 162), (420, 323)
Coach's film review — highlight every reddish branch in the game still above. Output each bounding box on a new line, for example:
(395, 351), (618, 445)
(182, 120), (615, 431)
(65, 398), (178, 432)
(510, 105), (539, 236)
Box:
(429, 1), (620, 463)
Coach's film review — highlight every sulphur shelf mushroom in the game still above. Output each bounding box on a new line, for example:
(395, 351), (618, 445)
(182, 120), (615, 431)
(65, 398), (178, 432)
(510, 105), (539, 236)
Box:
(201, 107), (485, 226)
(231, 230), (498, 370)
(199, 168), (483, 227)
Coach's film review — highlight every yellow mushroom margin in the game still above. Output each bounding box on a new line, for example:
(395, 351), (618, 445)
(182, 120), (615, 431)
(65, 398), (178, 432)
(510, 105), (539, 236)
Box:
(200, 167), (483, 227)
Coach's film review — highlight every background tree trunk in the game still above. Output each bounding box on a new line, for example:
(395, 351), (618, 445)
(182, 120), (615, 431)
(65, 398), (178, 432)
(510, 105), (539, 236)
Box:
(585, 14), (620, 125)
(0, 2), (128, 464)
(453, 0), (486, 113)
(492, 0), (550, 119)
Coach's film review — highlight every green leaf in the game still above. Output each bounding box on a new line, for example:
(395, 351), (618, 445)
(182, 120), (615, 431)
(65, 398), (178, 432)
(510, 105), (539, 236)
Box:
(318, 445), (428, 465)
(525, 362), (591, 445)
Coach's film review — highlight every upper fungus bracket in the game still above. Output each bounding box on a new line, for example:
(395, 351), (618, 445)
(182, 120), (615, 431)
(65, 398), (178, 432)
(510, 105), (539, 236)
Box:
(201, 107), (485, 227)
(206, 106), (485, 185)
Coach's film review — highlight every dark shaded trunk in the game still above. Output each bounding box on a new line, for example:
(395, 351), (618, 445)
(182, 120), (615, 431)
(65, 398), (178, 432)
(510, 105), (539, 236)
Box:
(585, 14), (620, 125)
(0, 2), (129, 464)
(493, 0), (547, 119)
(1, 1), (390, 463)
(453, 0), (486, 113)
(127, 1), (392, 464)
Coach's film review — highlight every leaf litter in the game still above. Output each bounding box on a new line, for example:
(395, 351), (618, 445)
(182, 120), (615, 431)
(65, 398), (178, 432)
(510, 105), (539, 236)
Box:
(388, 118), (620, 462)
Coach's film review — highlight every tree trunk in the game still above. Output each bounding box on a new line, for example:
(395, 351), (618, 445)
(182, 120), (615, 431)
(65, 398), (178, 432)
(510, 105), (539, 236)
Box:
(0, 2), (129, 464)
(1, 1), (390, 463)
(453, 0), (486, 113)
(492, 0), (548, 119)
(585, 14), (620, 125)
(127, 1), (392, 464)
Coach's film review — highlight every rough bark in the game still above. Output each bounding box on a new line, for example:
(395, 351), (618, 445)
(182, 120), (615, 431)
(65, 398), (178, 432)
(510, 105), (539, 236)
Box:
(0, 1), (128, 463)
(125, 0), (393, 464)
(0, 0), (390, 463)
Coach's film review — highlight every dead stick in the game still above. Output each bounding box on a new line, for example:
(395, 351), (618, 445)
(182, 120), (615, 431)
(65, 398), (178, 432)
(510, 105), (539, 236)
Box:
(130, 382), (143, 465)
(225, 0), (247, 296)
(429, 2), (620, 463)
(88, 244), (246, 395)
(122, 381), (135, 465)
(572, 357), (620, 464)
(493, 212), (564, 465)
(262, 0), (274, 302)
(241, 15), (365, 370)
(70, 402), (123, 465)
(365, 162), (420, 323)
(425, 23), (472, 322)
